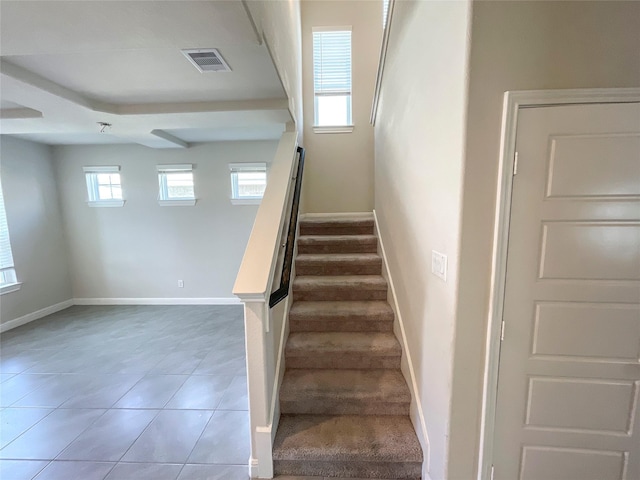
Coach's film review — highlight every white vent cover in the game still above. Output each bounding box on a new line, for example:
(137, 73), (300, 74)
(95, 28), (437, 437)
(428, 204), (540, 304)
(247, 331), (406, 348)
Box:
(181, 49), (231, 73)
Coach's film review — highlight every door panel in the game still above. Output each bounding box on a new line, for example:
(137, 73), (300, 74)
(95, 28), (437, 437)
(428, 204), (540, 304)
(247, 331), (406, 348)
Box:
(532, 302), (640, 361)
(493, 102), (640, 480)
(520, 447), (626, 480)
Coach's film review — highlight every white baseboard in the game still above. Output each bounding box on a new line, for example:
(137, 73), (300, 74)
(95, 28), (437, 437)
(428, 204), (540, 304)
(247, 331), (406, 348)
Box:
(373, 209), (430, 475)
(249, 457), (259, 478)
(73, 297), (241, 306)
(0, 297), (240, 333)
(0, 299), (74, 333)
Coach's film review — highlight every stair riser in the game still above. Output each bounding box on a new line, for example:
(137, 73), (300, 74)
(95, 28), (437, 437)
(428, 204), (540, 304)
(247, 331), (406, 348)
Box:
(298, 243), (377, 254)
(294, 289), (387, 302)
(295, 262), (382, 276)
(281, 400), (409, 416)
(299, 225), (374, 236)
(286, 354), (400, 369)
(274, 460), (422, 479)
(289, 319), (393, 333)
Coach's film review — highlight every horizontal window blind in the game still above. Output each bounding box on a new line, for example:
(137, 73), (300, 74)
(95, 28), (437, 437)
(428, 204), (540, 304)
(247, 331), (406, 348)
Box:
(157, 164), (193, 173)
(383, 0), (390, 28)
(229, 163), (266, 173)
(83, 165), (120, 173)
(0, 179), (15, 272)
(313, 29), (352, 96)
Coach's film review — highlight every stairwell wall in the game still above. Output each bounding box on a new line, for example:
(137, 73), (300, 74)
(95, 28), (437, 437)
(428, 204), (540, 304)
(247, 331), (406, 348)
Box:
(301, 0), (383, 213)
(373, 1), (472, 479)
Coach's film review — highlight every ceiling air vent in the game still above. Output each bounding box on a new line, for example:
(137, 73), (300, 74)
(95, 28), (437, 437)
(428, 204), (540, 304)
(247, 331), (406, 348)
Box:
(181, 49), (231, 73)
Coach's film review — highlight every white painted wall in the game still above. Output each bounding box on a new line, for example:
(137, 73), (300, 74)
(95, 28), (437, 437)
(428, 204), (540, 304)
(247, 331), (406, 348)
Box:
(0, 137), (73, 327)
(301, 0), (382, 213)
(373, 1), (472, 479)
(450, 2), (640, 479)
(245, 0), (304, 138)
(53, 141), (277, 301)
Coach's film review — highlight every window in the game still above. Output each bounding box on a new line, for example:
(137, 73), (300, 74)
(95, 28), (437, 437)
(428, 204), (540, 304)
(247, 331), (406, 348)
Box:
(383, 0), (390, 28)
(0, 178), (20, 294)
(229, 163), (267, 205)
(83, 166), (124, 207)
(312, 27), (353, 132)
(157, 164), (196, 206)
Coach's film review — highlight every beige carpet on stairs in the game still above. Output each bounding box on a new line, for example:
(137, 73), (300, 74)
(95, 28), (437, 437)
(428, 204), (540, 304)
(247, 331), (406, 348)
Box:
(272, 214), (423, 480)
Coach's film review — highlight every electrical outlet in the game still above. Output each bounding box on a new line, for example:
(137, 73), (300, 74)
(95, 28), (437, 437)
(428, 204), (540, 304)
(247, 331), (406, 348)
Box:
(431, 251), (447, 281)
(178, 280), (184, 288)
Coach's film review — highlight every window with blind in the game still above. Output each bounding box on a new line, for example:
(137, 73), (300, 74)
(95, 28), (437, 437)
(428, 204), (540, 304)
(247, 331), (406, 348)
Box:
(83, 166), (124, 207)
(0, 178), (19, 292)
(157, 164), (196, 206)
(229, 163), (267, 205)
(312, 27), (352, 129)
(383, 0), (390, 28)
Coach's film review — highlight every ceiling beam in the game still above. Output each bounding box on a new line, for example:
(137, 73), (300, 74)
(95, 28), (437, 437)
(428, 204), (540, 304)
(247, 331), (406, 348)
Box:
(149, 130), (189, 149)
(0, 107), (42, 119)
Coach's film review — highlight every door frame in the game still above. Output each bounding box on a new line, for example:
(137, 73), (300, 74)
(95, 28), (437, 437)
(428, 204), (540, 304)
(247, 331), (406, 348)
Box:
(478, 87), (640, 480)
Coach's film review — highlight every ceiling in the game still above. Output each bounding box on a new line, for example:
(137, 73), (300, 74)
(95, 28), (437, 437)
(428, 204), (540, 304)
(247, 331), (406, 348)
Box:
(0, 0), (290, 148)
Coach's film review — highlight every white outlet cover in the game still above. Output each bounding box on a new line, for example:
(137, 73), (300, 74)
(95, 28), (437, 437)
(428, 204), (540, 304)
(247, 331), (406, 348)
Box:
(431, 250), (447, 281)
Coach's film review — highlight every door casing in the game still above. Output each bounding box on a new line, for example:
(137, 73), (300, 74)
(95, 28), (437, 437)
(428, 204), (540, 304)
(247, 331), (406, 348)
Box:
(478, 87), (640, 480)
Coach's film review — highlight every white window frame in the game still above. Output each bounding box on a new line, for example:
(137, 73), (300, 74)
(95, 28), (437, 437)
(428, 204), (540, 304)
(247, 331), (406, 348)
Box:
(83, 166), (125, 207)
(0, 178), (21, 295)
(229, 163), (267, 205)
(312, 26), (354, 134)
(157, 164), (196, 206)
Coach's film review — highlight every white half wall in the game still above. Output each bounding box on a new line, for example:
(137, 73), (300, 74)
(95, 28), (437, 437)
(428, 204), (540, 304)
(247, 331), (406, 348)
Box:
(53, 141), (278, 301)
(301, 0), (382, 213)
(0, 137), (73, 328)
(373, 1), (472, 479)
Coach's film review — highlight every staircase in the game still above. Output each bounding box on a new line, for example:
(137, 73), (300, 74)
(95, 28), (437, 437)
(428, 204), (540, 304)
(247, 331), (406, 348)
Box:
(273, 214), (423, 479)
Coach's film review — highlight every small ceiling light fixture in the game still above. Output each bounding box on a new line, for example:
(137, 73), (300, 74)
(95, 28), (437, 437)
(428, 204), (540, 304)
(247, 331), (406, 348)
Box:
(97, 122), (112, 133)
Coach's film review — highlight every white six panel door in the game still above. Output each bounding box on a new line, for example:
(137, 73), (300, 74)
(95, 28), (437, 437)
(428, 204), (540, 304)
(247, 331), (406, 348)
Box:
(493, 102), (640, 480)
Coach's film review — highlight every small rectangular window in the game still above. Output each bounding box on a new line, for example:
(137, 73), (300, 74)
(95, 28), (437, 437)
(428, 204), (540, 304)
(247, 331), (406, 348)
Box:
(313, 27), (353, 132)
(157, 164), (196, 206)
(229, 163), (267, 205)
(0, 177), (20, 294)
(83, 166), (124, 207)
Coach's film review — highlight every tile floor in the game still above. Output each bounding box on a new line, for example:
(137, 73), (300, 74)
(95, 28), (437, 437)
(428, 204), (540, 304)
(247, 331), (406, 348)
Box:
(0, 305), (250, 480)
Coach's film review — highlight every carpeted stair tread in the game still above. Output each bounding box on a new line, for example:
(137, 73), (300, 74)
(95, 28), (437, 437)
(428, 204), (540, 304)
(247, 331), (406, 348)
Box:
(297, 253), (381, 263)
(299, 215), (374, 236)
(289, 300), (393, 333)
(273, 414), (423, 463)
(298, 234), (378, 254)
(296, 253), (382, 275)
(287, 332), (401, 356)
(293, 276), (387, 302)
(300, 214), (374, 226)
(280, 369), (410, 415)
(294, 275), (387, 291)
(290, 300), (393, 321)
